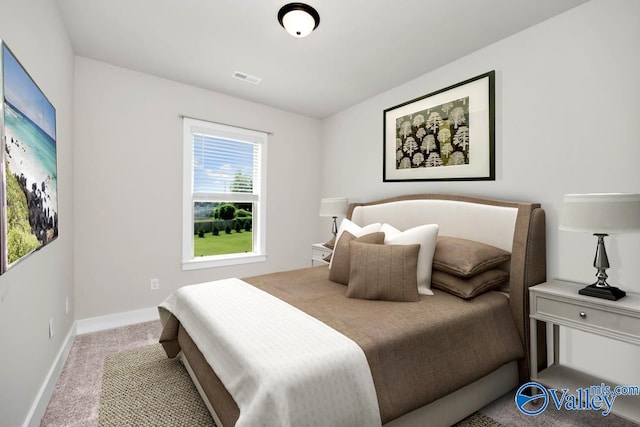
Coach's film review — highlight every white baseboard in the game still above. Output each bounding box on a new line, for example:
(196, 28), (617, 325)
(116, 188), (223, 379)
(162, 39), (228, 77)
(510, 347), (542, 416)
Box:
(25, 323), (77, 427)
(76, 306), (159, 335)
(24, 307), (160, 426)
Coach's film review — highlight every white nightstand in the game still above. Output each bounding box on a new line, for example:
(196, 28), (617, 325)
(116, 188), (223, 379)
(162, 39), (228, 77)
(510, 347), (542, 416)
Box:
(529, 279), (640, 422)
(311, 243), (332, 266)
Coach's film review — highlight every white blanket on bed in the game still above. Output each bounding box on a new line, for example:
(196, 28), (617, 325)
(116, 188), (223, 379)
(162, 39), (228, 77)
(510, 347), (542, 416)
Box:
(159, 278), (381, 427)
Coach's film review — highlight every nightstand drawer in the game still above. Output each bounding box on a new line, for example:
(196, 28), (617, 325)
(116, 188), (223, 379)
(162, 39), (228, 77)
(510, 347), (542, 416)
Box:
(529, 280), (640, 423)
(536, 296), (640, 339)
(311, 243), (332, 266)
(312, 247), (332, 259)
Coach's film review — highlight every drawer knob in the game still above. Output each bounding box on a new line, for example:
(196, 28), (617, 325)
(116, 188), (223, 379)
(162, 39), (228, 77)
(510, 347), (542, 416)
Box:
(579, 311), (587, 319)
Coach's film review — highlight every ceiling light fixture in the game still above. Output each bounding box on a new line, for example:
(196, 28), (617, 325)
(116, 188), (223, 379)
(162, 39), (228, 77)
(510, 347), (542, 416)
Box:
(277, 3), (320, 38)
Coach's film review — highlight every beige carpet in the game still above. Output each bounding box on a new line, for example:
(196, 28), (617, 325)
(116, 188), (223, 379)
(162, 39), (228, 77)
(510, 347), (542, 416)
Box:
(41, 321), (164, 427)
(99, 344), (215, 426)
(454, 413), (502, 427)
(46, 321), (638, 427)
(98, 343), (501, 427)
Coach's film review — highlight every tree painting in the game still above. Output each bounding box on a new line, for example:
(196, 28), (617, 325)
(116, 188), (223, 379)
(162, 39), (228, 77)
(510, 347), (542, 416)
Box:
(394, 96), (469, 170)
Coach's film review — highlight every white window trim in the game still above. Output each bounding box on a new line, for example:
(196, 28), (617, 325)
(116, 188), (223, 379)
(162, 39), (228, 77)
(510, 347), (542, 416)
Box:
(182, 118), (267, 270)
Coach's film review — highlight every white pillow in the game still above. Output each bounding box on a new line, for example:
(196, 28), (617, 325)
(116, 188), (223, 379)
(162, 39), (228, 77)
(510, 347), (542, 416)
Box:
(380, 223), (439, 295)
(329, 219), (382, 269)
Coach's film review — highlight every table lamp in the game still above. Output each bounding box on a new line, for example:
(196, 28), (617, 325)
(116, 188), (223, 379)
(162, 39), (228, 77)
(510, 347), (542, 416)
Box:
(559, 193), (640, 300)
(319, 197), (348, 238)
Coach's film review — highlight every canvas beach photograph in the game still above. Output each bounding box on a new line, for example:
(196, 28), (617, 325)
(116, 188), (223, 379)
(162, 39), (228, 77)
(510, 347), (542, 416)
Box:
(1, 41), (58, 274)
(383, 71), (495, 182)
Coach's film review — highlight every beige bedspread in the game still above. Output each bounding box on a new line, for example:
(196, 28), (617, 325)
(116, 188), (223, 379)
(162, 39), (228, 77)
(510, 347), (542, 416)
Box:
(161, 266), (524, 424)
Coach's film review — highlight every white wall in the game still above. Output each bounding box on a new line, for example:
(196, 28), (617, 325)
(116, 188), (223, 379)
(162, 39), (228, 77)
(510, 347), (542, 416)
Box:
(320, 0), (640, 386)
(0, 1), (75, 426)
(73, 57), (322, 319)
(1, 1), (635, 423)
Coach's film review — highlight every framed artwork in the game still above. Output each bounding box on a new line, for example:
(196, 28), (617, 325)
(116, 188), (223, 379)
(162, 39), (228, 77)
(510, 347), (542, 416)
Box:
(0, 41), (58, 274)
(383, 71), (495, 182)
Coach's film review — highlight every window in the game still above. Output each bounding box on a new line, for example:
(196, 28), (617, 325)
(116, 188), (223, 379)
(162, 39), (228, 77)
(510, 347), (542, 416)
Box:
(182, 118), (267, 269)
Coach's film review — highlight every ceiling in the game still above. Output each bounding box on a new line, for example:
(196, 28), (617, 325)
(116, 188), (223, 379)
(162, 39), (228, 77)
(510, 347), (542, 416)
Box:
(55, 0), (588, 119)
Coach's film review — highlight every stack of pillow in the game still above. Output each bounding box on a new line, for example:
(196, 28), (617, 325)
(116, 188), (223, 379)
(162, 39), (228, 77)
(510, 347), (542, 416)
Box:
(431, 236), (511, 299)
(327, 219), (511, 302)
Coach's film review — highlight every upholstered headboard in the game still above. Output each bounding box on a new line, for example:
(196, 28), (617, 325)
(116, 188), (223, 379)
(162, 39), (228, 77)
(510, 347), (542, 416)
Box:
(346, 193), (547, 382)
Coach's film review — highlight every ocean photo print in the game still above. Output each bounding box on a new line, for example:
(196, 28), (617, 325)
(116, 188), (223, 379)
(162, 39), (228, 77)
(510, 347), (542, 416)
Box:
(1, 42), (57, 273)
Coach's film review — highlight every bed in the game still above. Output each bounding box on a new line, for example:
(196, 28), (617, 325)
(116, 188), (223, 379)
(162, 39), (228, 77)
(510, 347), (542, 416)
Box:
(159, 193), (547, 426)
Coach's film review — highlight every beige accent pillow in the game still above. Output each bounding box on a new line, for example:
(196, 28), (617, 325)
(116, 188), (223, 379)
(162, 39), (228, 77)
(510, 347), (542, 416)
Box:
(431, 269), (509, 299)
(322, 237), (336, 250)
(346, 241), (420, 302)
(432, 236), (511, 278)
(329, 219), (382, 269)
(380, 223), (439, 296)
(328, 231), (385, 285)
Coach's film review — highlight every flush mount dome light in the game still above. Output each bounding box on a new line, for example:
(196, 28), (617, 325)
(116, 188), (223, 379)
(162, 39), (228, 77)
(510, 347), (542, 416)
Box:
(277, 3), (320, 38)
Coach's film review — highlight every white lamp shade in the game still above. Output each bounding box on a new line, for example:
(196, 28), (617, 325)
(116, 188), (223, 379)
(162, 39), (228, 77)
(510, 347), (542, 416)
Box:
(319, 197), (348, 217)
(559, 193), (640, 233)
(282, 9), (316, 37)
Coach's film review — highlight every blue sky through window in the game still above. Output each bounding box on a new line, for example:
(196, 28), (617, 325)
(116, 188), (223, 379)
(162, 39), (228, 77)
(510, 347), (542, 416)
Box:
(193, 134), (254, 194)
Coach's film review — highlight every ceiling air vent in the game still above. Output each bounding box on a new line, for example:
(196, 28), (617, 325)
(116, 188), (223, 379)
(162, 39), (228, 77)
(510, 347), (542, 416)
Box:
(232, 71), (262, 85)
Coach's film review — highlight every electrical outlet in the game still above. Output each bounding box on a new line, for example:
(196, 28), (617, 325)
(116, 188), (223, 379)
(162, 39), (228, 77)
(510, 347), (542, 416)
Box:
(49, 318), (54, 339)
(65, 297), (70, 315)
(150, 278), (160, 291)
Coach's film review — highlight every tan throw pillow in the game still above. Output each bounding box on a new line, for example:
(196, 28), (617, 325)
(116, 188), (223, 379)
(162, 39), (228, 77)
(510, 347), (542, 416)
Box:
(346, 241), (420, 302)
(329, 219), (382, 269)
(329, 231), (385, 285)
(431, 269), (509, 299)
(322, 237), (336, 250)
(432, 236), (511, 278)
(380, 223), (439, 296)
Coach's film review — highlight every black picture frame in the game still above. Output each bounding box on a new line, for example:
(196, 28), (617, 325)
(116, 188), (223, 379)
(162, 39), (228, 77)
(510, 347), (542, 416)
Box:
(383, 71), (495, 182)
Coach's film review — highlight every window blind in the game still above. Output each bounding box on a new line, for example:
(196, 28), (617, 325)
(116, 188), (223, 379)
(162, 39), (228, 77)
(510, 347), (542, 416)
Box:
(192, 132), (261, 201)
